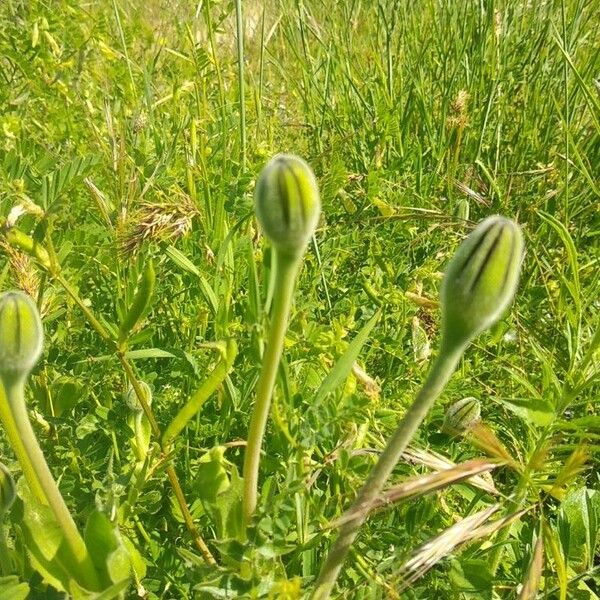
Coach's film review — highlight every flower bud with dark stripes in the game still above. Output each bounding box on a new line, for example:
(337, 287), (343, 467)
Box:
(254, 154), (321, 259)
(0, 291), (43, 385)
(441, 216), (523, 349)
(0, 462), (16, 517)
(442, 397), (481, 435)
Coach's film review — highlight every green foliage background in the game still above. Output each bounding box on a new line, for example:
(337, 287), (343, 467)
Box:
(0, 0), (599, 597)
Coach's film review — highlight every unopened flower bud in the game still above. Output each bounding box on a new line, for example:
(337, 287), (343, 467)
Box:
(0, 462), (16, 517)
(442, 397), (481, 434)
(441, 216), (523, 348)
(0, 291), (44, 383)
(125, 381), (152, 412)
(254, 154), (321, 258)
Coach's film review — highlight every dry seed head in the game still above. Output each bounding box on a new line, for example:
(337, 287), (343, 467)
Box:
(441, 215), (524, 348)
(120, 193), (198, 255)
(0, 240), (40, 300)
(0, 462), (16, 516)
(254, 154), (321, 258)
(0, 291), (44, 383)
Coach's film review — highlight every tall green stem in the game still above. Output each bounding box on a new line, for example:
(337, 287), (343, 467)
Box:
(312, 344), (464, 599)
(243, 252), (300, 524)
(0, 378), (100, 591)
(234, 0), (246, 172)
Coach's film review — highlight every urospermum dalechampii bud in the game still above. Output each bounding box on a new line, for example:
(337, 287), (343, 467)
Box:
(125, 381), (153, 412)
(0, 462), (16, 517)
(441, 216), (523, 349)
(254, 154), (321, 258)
(442, 397), (481, 435)
(0, 291), (44, 384)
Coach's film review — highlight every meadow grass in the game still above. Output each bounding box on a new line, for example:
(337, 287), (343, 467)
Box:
(0, 0), (599, 597)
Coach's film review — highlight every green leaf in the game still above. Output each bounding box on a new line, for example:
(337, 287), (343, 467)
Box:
(84, 511), (131, 588)
(313, 311), (380, 407)
(125, 348), (176, 360)
(498, 397), (555, 427)
(163, 339), (238, 444)
(194, 447), (244, 541)
(164, 244), (219, 315)
(15, 478), (71, 593)
(0, 576), (30, 600)
(561, 488), (600, 565)
(50, 376), (86, 417)
(448, 558), (492, 599)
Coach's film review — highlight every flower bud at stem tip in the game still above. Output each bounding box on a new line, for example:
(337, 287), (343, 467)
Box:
(254, 154), (321, 259)
(441, 215), (524, 349)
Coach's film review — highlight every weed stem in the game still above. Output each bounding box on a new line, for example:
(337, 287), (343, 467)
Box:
(312, 343), (464, 599)
(243, 252), (299, 524)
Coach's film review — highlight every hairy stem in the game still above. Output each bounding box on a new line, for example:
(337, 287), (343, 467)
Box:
(0, 384), (46, 504)
(243, 252), (300, 524)
(1, 378), (100, 591)
(312, 344), (464, 599)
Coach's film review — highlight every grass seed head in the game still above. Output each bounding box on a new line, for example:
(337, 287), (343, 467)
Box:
(0, 291), (44, 384)
(0, 462), (16, 517)
(254, 154), (321, 258)
(441, 215), (523, 348)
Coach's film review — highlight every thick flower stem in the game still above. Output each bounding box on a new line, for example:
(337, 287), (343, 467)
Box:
(0, 378), (100, 591)
(312, 343), (464, 599)
(243, 252), (300, 525)
(0, 384), (46, 504)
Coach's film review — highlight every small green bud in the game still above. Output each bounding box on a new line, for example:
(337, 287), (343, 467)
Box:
(125, 381), (152, 412)
(254, 154), (321, 258)
(442, 397), (481, 434)
(441, 216), (523, 347)
(0, 291), (44, 383)
(0, 462), (16, 517)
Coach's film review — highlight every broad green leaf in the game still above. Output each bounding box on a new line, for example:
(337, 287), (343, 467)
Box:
(448, 559), (492, 599)
(498, 397), (555, 427)
(0, 576), (30, 600)
(164, 244), (219, 315)
(50, 376), (86, 417)
(194, 447), (244, 541)
(125, 348), (176, 360)
(84, 510), (131, 588)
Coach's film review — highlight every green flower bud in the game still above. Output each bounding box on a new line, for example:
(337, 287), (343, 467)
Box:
(254, 154), (321, 258)
(0, 291), (44, 383)
(442, 397), (481, 434)
(0, 462), (16, 517)
(125, 381), (152, 412)
(441, 216), (523, 348)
